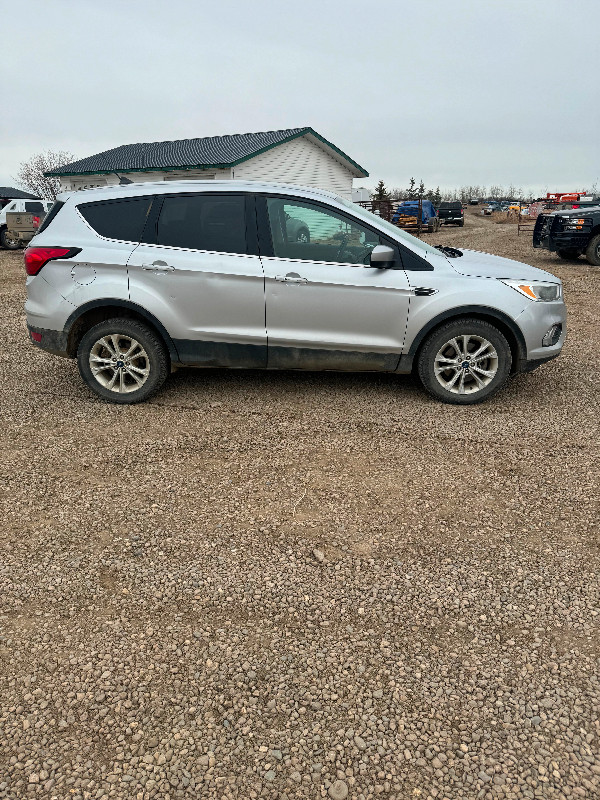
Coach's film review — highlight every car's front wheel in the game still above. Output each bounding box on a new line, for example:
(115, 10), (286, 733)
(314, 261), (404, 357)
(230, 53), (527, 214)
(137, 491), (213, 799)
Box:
(585, 234), (600, 267)
(77, 318), (169, 404)
(417, 318), (512, 405)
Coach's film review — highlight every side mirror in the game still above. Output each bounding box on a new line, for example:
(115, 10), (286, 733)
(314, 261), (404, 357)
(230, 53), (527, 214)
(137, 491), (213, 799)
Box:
(369, 244), (396, 269)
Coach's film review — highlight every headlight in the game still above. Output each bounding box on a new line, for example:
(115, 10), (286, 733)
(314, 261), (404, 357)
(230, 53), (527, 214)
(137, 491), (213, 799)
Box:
(500, 280), (562, 302)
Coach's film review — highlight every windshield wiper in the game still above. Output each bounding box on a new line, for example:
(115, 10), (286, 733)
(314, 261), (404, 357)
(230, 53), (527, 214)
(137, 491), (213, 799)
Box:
(435, 245), (463, 258)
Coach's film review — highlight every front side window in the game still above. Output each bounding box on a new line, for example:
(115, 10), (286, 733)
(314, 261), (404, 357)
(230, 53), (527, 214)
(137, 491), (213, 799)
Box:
(156, 194), (247, 254)
(25, 202), (45, 213)
(266, 197), (381, 265)
(78, 197), (152, 242)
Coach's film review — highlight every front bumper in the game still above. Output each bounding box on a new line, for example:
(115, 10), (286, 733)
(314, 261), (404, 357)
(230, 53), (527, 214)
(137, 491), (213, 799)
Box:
(514, 299), (566, 370)
(521, 352), (561, 373)
(533, 214), (592, 252)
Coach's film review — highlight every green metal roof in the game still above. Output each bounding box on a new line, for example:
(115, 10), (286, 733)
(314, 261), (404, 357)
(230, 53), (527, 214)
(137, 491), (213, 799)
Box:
(45, 128), (368, 179)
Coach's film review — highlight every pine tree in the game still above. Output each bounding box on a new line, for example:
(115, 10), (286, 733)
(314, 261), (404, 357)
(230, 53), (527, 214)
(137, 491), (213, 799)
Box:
(405, 177), (417, 200)
(372, 180), (391, 201)
(418, 180), (425, 198)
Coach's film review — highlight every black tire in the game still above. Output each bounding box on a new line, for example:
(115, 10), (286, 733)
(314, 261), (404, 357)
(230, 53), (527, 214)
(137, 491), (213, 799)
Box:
(585, 233), (600, 267)
(77, 318), (169, 404)
(557, 248), (581, 261)
(417, 318), (512, 405)
(0, 226), (22, 250)
(458, 219), (465, 227)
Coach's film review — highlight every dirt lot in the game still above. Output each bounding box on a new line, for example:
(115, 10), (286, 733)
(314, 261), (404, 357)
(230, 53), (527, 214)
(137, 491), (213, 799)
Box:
(1, 210), (599, 800)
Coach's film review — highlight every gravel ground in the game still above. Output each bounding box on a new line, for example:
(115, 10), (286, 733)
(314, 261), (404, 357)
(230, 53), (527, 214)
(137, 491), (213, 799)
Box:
(1, 210), (599, 800)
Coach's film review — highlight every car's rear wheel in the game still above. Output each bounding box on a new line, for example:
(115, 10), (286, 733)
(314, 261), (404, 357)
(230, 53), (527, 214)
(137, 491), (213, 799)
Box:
(77, 318), (169, 404)
(0, 226), (21, 250)
(584, 234), (600, 267)
(417, 318), (512, 405)
(557, 248), (580, 261)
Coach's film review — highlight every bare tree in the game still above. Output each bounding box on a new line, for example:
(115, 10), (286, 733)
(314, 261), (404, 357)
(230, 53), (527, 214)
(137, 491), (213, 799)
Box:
(16, 150), (76, 201)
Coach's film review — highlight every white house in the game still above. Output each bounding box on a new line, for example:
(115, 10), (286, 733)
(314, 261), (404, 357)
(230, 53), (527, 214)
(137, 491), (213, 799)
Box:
(46, 128), (369, 199)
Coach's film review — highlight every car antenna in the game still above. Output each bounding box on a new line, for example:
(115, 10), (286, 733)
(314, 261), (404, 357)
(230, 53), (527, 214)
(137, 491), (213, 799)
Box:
(114, 173), (133, 185)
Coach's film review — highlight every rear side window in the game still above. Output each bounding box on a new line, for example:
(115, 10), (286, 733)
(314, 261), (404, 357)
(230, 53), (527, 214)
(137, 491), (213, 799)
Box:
(78, 197), (152, 242)
(37, 201), (65, 234)
(25, 201), (44, 213)
(154, 194), (247, 254)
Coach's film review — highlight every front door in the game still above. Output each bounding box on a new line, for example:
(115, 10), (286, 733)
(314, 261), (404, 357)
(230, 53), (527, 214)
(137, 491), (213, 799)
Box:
(128, 192), (267, 367)
(259, 195), (411, 371)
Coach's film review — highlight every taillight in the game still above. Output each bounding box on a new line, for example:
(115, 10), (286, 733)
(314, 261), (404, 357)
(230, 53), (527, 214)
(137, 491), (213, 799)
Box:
(32, 216), (41, 228)
(24, 247), (81, 277)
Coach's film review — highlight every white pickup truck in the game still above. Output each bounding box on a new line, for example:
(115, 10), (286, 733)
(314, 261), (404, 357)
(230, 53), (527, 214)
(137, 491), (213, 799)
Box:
(0, 198), (53, 249)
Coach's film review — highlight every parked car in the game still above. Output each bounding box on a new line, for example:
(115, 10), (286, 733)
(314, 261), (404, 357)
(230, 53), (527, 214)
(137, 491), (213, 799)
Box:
(25, 181), (566, 406)
(438, 201), (464, 227)
(483, 202), (501, 215)
(1, 199), (52, 249)
(4, 210), (47, 248)
(533, 203), (600, 265)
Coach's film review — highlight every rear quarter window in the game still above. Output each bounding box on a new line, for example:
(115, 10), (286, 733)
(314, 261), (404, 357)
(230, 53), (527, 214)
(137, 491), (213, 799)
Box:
(77, 197), (153, 242)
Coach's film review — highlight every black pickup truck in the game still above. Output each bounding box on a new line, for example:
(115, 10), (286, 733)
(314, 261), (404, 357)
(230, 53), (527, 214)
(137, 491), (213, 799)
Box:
(437, 200), (464, 227)
(533, 202), (600, 265)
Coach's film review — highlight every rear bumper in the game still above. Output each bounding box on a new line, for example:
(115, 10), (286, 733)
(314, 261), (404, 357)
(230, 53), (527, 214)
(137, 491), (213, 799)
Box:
(27, 325), (70, 357)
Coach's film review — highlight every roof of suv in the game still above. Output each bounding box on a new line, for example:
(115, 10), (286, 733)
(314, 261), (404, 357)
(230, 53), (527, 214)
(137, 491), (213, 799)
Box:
(58, 180), (342, 205)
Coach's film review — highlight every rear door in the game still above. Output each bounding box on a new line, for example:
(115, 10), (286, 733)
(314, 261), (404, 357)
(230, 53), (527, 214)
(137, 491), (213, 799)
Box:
(127, 192), (267, 367)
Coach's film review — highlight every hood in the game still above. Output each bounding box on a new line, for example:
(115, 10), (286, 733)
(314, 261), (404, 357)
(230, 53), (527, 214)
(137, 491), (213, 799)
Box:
(449, 248), (560, 282)
(547, 205), (600, 216)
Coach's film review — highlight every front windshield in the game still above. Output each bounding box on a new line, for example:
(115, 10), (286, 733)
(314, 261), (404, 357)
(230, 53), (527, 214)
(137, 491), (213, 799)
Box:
(337, 196), (441, 256)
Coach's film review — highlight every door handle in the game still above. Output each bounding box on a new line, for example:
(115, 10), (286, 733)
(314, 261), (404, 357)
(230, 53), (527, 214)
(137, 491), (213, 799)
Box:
(274, 274), (308, 284)
(142, 261), (175, 271)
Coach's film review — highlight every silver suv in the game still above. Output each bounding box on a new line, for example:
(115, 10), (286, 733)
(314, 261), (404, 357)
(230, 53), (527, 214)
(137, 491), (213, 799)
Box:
(24, 181), (566, 405)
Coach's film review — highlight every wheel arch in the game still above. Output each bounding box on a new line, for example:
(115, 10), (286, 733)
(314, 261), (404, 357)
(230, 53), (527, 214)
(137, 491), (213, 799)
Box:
(407, 306), (526, 374)
(63, 299), (179, 363)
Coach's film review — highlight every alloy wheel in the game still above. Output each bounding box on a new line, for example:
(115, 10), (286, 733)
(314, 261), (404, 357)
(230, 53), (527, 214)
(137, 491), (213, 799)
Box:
(434, 334), (499, 395)
(88, 334), (150, 394)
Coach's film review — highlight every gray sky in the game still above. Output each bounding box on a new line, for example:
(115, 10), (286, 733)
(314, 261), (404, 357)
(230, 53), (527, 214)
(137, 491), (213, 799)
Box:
(2, 0), (598, 195)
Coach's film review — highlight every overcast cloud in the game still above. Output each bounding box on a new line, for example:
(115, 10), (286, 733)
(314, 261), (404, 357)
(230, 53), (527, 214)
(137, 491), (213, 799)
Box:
(2, 0), (598, 195)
